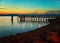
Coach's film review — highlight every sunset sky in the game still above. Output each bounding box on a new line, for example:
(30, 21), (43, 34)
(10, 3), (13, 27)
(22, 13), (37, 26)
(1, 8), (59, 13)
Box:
(0, 0), (60, 14)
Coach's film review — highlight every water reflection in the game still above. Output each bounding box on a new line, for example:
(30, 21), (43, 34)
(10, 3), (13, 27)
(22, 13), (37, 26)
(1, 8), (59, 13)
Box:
(0, 16), (49, 37)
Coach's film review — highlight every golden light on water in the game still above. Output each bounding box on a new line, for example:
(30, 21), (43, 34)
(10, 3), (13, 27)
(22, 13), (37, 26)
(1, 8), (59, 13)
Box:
(0, 16), (17, 25)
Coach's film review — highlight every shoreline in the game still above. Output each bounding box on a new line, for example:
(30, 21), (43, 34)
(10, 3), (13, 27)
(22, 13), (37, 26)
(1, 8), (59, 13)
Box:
(0, 17), (60, 43)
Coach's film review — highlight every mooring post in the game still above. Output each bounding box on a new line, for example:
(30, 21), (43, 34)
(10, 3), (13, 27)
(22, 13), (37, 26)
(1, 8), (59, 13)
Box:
(11, 16), (13, 24)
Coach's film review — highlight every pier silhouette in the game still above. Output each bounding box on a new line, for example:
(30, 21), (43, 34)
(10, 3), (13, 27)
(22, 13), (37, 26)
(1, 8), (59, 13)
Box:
(0, 14), (60, 24)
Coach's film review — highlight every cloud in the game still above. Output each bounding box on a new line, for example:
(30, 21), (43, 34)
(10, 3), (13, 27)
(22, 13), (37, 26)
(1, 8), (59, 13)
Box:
(0, 8), (5, 9)
(48, 10), (60, 14)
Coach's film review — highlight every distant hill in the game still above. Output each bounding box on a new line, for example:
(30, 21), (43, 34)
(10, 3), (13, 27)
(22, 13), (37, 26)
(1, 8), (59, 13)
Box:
(0, 14), (60, 17)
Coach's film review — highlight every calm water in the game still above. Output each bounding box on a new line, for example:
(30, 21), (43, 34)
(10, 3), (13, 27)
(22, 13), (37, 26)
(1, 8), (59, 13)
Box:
(0, 16), (49, 37)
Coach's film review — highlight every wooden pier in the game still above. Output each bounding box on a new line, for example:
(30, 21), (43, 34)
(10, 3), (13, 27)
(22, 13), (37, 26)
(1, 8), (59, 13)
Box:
(0, 14), (58, 24)
(18, 16), (56, 22)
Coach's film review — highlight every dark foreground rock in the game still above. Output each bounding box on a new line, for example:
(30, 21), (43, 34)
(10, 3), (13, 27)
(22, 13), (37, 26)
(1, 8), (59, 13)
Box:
(0, 17), (60, 43)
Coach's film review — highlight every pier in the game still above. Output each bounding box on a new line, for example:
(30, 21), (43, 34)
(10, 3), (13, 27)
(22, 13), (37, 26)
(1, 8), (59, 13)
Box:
(0, 14), (59, 24)
(18, 16), (56, 22)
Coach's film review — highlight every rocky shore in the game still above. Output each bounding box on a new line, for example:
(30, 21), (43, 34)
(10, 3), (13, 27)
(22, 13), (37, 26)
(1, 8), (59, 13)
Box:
(0, 17), (60, 43)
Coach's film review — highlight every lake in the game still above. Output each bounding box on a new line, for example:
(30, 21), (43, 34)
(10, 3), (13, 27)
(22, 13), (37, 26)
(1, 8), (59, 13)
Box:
(0, 16), (49, 37)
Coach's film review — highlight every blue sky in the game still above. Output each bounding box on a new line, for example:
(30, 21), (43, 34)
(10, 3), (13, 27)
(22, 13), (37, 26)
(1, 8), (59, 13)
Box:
(0, 0), (60, 14)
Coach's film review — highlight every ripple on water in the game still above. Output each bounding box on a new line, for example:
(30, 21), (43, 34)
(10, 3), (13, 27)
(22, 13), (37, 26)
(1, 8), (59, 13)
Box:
(0, 22), (49, 37)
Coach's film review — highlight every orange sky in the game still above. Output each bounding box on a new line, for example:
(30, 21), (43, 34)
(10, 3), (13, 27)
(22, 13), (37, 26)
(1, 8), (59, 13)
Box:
(0, 10), (48, 14)
(0, 0), (60, 14)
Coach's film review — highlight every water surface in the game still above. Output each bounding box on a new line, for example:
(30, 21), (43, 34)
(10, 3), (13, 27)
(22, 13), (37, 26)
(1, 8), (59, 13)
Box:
(0, 16), (49, 37)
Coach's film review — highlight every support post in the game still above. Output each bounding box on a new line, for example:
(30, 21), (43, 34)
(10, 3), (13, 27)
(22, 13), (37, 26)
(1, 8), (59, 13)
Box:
(11, 16), (13, 24)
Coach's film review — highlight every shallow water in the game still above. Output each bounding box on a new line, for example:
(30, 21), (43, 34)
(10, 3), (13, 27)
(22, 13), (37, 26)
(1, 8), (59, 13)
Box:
(0, 16), (49, 37)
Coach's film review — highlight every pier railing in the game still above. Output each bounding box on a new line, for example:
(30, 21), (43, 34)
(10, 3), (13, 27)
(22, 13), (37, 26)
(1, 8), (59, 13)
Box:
(18, 16), (56, 22)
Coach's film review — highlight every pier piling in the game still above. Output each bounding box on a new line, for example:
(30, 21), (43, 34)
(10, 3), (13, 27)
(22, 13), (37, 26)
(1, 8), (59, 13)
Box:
(11, 16), (13, 24)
